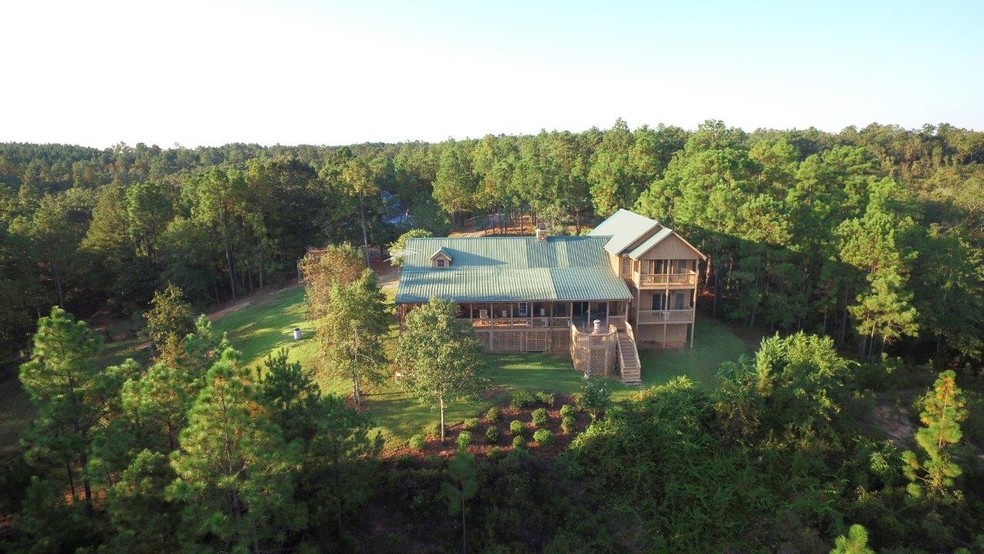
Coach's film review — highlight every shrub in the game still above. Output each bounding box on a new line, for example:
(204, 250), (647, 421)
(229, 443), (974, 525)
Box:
(509, 420), (524, 436)
(409, 434), (425, 451)
(559, 404), (575, 417)
(485, 425), (500, 444)
(485, 406), (502, 423)
(561, 415), (576, 435)
(511, 389), (537, 409)
(456, 431), (472, 450)
(462, 418), (480, 431)
(512, 435), (525, 449)
(577, 377), (611, 420)
(531, 408), (549, 427)
(535, 391), (556, 407)
(422, 421), (441, 439)
(533, 429), (553, 445)
(488, 446), (505, 460)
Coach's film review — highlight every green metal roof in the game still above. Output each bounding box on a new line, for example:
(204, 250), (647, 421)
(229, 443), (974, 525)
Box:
(396, 236), (632, 304)
(588, 208), (661, 255)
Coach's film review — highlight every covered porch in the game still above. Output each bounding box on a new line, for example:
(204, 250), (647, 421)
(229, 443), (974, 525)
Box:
(459, 300), (628, 332)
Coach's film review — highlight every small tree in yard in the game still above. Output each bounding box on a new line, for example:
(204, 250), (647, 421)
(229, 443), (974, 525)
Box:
(316, 269), (389, 406)
(396, 298), (487, 443)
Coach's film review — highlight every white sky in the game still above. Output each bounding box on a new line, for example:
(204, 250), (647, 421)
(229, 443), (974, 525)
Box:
(2, 0), (982, 147)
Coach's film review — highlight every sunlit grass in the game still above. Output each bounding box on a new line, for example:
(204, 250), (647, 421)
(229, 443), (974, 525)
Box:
(211, 286), (752, 449)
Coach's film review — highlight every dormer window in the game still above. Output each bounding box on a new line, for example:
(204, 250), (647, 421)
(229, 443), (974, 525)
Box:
(430, 248), (452, 268)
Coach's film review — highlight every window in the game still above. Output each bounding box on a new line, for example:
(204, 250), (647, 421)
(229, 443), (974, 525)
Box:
(675, 259), (688, 273)
(672, 292), (686, 310)
(651, 293), (666, 311)
(436, 259), (446, 268)
(518, 302), (529, 317)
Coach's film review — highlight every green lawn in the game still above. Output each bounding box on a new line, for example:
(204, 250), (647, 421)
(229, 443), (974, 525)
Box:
(638, 317), (751, 390)
(209, 287), (753, 448)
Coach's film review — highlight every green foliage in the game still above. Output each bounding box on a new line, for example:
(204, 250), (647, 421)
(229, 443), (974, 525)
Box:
(315, 268), (389, 406)
(577, 377), (611, 420)
(511, 435), (525, 449)
(509, 420), (524, 436)
(830, 524), (875, 554)
(559, 404), (575, 417)
(535, 391), (555, 407)
(462, 417), (479, 431)
(902, 370), (967, 503)
(754, 332), (851, 440)
(485, 426), (500, 444)
(409, 434), (425, 451)
(510, 389), (537, 409)
(561, 415), (576, 435)
(19, 306), (131, 516)
(438, 450), (478, 553)
(144, 284), (196, 353)
(396, 298), (488, 443)
(531, 408), (549, 427)
(456, 431), (472, 451)
(485, 406), (502, 423)
(388, 228), (433, 267)
(167, 348), (305, 552)
(533, 429), (552, 445)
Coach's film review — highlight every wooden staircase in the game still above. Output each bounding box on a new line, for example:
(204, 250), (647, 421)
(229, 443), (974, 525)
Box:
(616, 329), (642, 385)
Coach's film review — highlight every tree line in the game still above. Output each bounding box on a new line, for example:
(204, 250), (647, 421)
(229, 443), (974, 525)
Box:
(3, 121), (984, 365)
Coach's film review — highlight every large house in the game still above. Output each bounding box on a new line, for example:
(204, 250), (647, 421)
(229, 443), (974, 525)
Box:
(394, 209), (706, 384)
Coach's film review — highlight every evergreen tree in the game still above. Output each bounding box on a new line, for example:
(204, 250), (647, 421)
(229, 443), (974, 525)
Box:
(19, 306), (130, 516)
(902, 370), (967, 504)
(168, 348), (304, 552)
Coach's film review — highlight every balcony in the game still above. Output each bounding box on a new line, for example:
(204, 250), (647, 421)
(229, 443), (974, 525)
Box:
(636, 309), (695, 324)
(634, 271), (697, 288)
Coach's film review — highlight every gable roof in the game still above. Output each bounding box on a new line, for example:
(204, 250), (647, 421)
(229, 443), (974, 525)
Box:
(627, 228), (707, 260)
(396, 236), (632, 304)
(588, 208), (661, 255)
(429, 247), (452, 261)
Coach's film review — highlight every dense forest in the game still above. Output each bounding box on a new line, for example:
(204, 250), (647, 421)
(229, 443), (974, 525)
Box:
(2, 121), (984, 551)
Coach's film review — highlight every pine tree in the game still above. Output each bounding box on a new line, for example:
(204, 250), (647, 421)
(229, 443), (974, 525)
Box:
(19, 306), (130, 516)
(168, 348), (304, 552)
(902, 370), (967, 504)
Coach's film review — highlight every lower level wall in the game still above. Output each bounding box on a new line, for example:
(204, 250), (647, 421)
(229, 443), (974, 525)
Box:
(635, 323), (689, 350)
(475, 328), (570, 356)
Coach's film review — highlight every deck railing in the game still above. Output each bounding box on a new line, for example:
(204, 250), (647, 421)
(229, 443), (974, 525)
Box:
(636, 272), (697, 287)
(637, 309), (695, 323)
